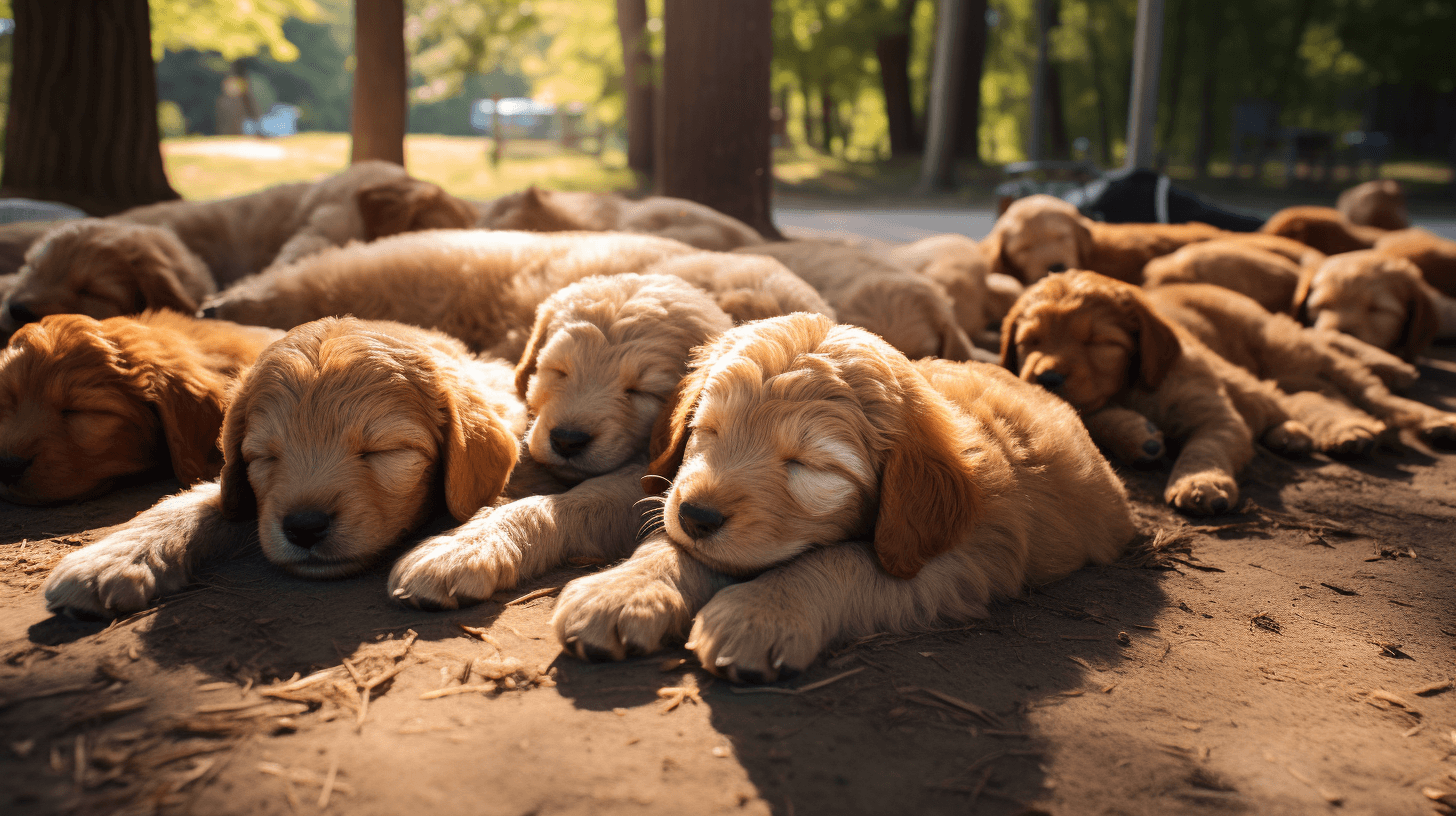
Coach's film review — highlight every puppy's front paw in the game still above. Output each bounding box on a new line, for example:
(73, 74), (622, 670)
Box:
(688, 583), (823, 684)
(553, 568), (692, 662)
(43, 542), (176, 619)
(389, 530), (517, 611)
(1309, 416), (1385, 458)
(1415, 415), (1456, 449)
(1263, 420), (1313, 458)
(1165, 472), (1239, 516)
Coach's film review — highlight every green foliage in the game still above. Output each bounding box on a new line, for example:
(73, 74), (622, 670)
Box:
(151, 0), (321, 62)
(407, 0), (542, 104)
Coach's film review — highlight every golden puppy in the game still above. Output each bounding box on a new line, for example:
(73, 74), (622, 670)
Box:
(42, 317), (522, 618)
(1205, 232), (1326, 269)
(1375, 228), (1456, 297)
(1260, 206), (1386, 256)
(735, 240), (982, 361)
(982, 194), (1223, 284)
(387, 274), (733, 609)
(478, 185), (765, 251)
(1149, 283), (1456, 451)
(551, 314), (1135, 682)
(355, 176), (480, 241)
(632, 252), (834, 324)
(0, 310), (280, 505)
(0, 162), (431, 337)
(1002, 270), (1311, 514)
(1143, 240), (1304, 314)
(1337, 179), (1409, 231)
(1293, 250), (1441, 360)
(884, 233), (1002, 339)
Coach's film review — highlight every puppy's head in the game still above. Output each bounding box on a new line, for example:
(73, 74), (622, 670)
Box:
(838, 276), (978, 362)
(1293, 250), (1436, 359)
(218, 318), (519, 577)
(356, 178), (479, 241)
(0, 220), (214, 340)
(644, 252), (837, 324)
(1000, 270), (1181, 412)
(515, 273), (732, 482)
(0, 313), (230, 504)
(643, 313), (980, 580)
(1337, 179), (1408, 231)
(477, 186), (607, 232)
(982, 195), (1092, 283)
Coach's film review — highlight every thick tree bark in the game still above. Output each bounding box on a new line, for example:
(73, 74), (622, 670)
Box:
(952, 0), (989, 161)
(351, 0), (407, 166)
(615, 0), (655, 177)
(916, 0), (968, 192)
(876, 0), (922, 158)
(657, 0), (779, 238)
(0, 0), (178, 215)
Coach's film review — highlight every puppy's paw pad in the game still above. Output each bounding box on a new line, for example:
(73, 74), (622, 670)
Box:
(1417, 418), (1456, 449)
(553, 572), (689, 663)
(689, 589), (822, 684)
(1166, 475), (1238, 517)
(1263, 421), (1312, 458)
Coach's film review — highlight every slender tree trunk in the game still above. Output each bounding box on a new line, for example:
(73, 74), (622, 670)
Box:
(1158, 0), (1188, 162)
(876, 0), (922, 157)
(820, 89), (836, 153)
(351, 0), (407, 166)
(916, 0), (968, 192)
(0, 0), (178, 215)
(1192, 4), (1220, 179)
(657, 0), (779, 238)
(952, 0), (989, 161)
(1085, 2), (1113, 166)
(616, 0), (655, 177)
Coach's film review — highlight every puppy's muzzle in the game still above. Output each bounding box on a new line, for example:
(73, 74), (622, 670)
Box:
(678, 502), (726, 539)
(281, 509), (333, 549)
(0, 453), (33, 485)
(6, 300), (38, 328)
(549, 427), (593, 459)
(1035, 370), (1066, 391)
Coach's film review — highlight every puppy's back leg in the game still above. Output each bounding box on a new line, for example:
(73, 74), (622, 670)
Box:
(42, 482), (255, 618)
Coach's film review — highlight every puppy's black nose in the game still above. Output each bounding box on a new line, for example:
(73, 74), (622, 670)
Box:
(1035, 370), (1066, 390)
(198, 305), (219, 319)
(1047, 263), (1068, 274)
(0, 454), (32, 484)
(678, 502), (725, 539)
(6, 301), (38, 326)
(281, 509), (332, 549)
(549, 427), (593, 458)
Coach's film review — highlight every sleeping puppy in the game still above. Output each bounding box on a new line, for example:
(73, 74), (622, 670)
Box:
(478, 185), (765, 251)
(42, 317), (522, 618)
(630, 252), (834, 325)
(0, 162), (446, 338)
(982, 194), (1223, 284)
(1143, 240), (1304, 314)
(1260, 206), (1386, 256)
(1149, 284), (1456, 450)
(0, 310), (281, 505)
(1337, 180), (1409, 231)
(1002, 270), (1310, 514)
(734, 240), (983, 362)
(354, 175), (480, 242)
(1292, 250), (1443, 361)
(1374, 228), (1456, 297)
(884, 233), (1004, 341)
(551, 313), (1136, 683)
(387, 275), (734, 609)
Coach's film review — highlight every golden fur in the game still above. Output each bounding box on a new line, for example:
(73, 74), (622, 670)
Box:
(0, 220), (59, 276)
(1148, 284), (1456, 451)
(355, 175), (480, 241)
(982, 194), (1223, 284)
(1337, 180), (1409, 231)
(551, 313), (1135, 682)
(734, 240), (981, 361)
(1375, 228), (1456, 297)
(1293, 250), (1440, 360)
(885, 233), (1007, 339)
(1143, 240), (1304, 314)
(0, 310), (280, 505)
(1001, 270), (1311, 514)
(1260, 206), (1387, 256)
(478, 185), (765, 251)
(204, 230), (828, 361)
(42, 317), (523, 617)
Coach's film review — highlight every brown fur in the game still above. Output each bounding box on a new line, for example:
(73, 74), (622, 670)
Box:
(982, 195), (1223, 284)
(478, 186), (765, 251)
(552, 313), (1134, 682)
(0, 220), (61, 277)
(1143, 240), (1304, 313)
(1375, 228), (1456, 297)
(355, 176), (480, 241)
(1293, 250), (1439, 360)
(1337, 180), (1409, 231)
(1260, 206), (1387, 256)
(735, 240), (980, 361)
(885, 234), (998, 338)
(0, 310), (280, 504)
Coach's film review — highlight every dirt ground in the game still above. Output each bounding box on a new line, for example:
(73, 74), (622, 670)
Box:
(3, 347), (1455, 816)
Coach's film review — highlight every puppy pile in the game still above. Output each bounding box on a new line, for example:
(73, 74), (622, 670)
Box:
(4, 170), (1450, 684)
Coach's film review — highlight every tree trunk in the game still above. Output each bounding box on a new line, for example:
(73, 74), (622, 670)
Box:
(1045, 63), (1069, 159)
(0, 0), (178, 215)
(657, 0), (779, 238)
(1084, 2), (1113, 166)
(952, 0), (989, 161)
(1158, 0), (1189, 163)
(351, 0), (407, 166)
(876, 0), (922, 158)
(616, 0), (655, 177)
(820, 89), (836, 153)
(916, 0), (968, 192)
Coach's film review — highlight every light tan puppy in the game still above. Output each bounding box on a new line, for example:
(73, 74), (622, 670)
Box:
(0, 310), (281, 505)
(885, 233), (1002, 339)
(735, 240), (981, 361)
(982, 194), (1223, 284)
(1002, 271), (1311, 514)
(1293, 250), (1441, 360)
(42, 317), (522, 618)
(1143, 240), (1304, 314)
(1375, 228), (1456, 297)
(1260, 206), (1386, 256)
(387, 275), (734, 609)
(552, 314), (1136, 683)
(1337, 180), (1409, 231)
(478, 185), (765, 251)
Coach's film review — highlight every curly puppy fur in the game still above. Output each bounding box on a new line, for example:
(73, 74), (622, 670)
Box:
(1337, 180), (1409, 231)
(41, 318), (523, 618)
(1143, 240), (1304, 314)
(478, 185), (765, 251)
(551, 313), (1135, 683)
(0, 310), (281, 505)
(1293, 250), (1441, 360)
(735, 240), (980, 361)
(981, 194), (1223, 284)
(1260, 206), (1387, 256)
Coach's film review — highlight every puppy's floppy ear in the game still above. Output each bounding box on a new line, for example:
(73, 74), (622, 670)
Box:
(874, 356), (981, 579)
(433, 358), (519, 522)
(1393, 263), (1439, 360)
(643, 363), (709, 492)
(129, 239), (204, 314)
(356, 179), (476, 241)
(998, 292), (1031, 374)
(217, 369), (258, 521)
(1291, 261), (1318, 322)
(979, 229), (1012, 281)
(1072, 214), (1096, 268)
(1123, 286), (1181, 389)
(513, 299), (559, 399)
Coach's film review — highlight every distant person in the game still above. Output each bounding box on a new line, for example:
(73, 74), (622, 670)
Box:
(1063, 167), (1266, 232)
